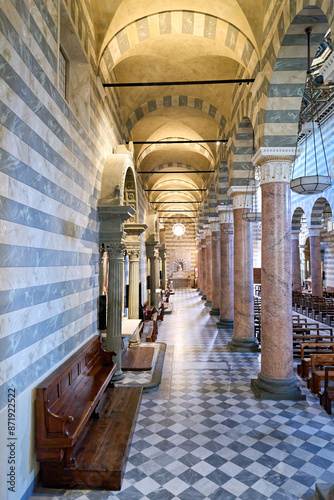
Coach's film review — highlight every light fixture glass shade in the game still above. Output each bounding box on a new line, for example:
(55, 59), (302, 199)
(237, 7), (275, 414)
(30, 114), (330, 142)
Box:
(242, 212), (262, 222)
(223, 227), (234, 234)
(290, 175), (331, 195)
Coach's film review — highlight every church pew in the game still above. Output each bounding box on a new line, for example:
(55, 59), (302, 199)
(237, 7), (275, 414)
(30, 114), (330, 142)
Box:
(36, 335), (142, 490)
(319, 366), (334, 414)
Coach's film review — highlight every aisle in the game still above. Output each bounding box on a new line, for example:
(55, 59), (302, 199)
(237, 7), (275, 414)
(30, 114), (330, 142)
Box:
(32, 289), (334, 500)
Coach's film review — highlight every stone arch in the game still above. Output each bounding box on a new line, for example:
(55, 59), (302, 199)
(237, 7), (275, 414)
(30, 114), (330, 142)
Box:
(144, 163), (207, 184)
(100, 11), (259, 74)
(137, 140), (215, 169)
(310, 197), (333, 226)
(124, 96), (228, 140)
(261, 5), (330, 148)
(292, 207), (306, 231)
(230, 116), (255, 187)
(98, 145), (138, 214)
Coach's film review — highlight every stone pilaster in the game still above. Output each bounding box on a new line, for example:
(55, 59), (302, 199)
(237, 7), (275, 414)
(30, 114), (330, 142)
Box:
(251, 147), (304, 400)
(227, 187), (258, 352)
(209, 218), (220, 316)
(308, 227), (323, 298)
(216, 205), (234, 329)
(159, 245), (167, 291)
(146, 242), (160, 307)
(291, 231), (302, 292)
(204, 225), (212, 307)
(98, 205), (135, 381)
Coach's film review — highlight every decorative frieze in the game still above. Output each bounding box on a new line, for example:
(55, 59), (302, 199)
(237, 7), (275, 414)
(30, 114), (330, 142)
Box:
(227, 187), (254, 210)
(252, 147), (303, 185)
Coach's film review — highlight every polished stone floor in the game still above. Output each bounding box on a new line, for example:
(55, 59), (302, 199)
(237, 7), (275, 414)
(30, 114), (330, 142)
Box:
(31, 289), (334, 500)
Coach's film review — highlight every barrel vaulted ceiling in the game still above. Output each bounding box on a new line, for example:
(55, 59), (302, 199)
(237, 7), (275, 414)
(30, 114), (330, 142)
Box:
(93, 0), (266, 222)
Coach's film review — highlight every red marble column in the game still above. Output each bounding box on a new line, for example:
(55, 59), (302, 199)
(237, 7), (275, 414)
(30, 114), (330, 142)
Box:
(227, 187), (258, 352)
(196, 237), (201, 292)
(251, 148), (303, 400)
(291, 231), (301, 292)
(210, 220), (220, 315)
(217, 206), (234, 328)
(309, 228), (323, 298)
(205, 226), (212, 307)
(201, 234), (207, 301)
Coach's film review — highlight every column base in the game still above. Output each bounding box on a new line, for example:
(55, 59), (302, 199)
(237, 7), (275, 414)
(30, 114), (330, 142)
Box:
(205, 300), (212, 307)
(201, 295), (207, 301)
(210, 307), (220, 316)
(228, 337), (260, 352)
(112, 369), (124, 382)
(217, 318), (234, 329)
(251, 372), (305, 401)
(198, 290), (203, 296)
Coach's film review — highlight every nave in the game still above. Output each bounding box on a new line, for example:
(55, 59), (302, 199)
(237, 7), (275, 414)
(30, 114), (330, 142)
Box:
(32, 289), (334, 500)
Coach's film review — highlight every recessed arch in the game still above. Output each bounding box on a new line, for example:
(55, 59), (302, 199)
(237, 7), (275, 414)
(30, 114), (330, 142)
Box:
(292, 207), (306, 232)
(311, 197), (333, 226)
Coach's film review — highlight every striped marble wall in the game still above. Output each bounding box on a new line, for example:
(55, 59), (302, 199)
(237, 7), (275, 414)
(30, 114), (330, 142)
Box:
(230, 117), (255, 187)
(0, 0), (131, 498)
(164, 220), (196, 285)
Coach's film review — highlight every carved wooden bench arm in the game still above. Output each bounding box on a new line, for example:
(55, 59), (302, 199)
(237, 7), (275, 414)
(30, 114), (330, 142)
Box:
(100, 345), (117, 365)
(45, 403), (75, 437)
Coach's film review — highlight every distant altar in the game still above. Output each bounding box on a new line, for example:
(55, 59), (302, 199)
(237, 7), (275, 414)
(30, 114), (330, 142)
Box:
(171, 265), (191, 288)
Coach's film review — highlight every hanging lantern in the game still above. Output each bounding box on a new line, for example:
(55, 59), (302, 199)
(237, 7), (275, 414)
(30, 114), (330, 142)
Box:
(223, 227), (234, 234)
(242, 212), (262, 222)
(290, 26), (332, 195)
(242, 181), (261, 223)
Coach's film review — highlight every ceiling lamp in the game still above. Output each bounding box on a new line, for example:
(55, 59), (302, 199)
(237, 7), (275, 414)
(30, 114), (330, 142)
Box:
(223, 227), (234, 234)
(290, 26), (332, 195)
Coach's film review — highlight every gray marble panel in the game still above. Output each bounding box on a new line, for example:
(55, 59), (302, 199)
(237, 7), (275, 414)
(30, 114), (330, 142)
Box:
(234, 146), (253, 154)
(263, 41), (276, 70)
(0, 243), (97, 268)
(233, 162), (253, 171)
(135, 106), (144, 120)
(0, 195), (98, 242)
(220, 116), (226, 128)
(0, 149), (98, 221)
(163, 96), (172, 107)
(273, 57), (309, 71)
(0, 102), (95, 197)
(268, 83), (304, 97)
(0, 299), (96, 362)
(148, 100), (157, 112)
(33, 0), (58, 40)
(159, 12), (171, 35)
(209, 104), (217, 118)
(182, 11), (194, 34)
(0, 56), (99, 179)
(263, 135), (297, 147)
(204, 15), (217, 39)
(263, 0), (283, 39)
(225, 24), (238, 51)
(241, 40), (254, 66)
(0, 322), (98, 411)
(292, 13), (328, 24)
(265, 110), (299, 123)
(126, 118), (133, 132)
(194, 98), (203, 110)
(229, 178), (250, 186)
(136, 17), (149, 42)
(0, 276), (97, 315)
(282, 33), (325, 45)
(179, 95), (187, 106)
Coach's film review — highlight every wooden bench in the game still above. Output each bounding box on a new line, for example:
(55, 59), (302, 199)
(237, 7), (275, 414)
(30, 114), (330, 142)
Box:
(146, 313), (158, 342)
(308, 353), (334, 395)
(293, 333), (334, 356)
(36, 335), (142, 490)
(297, 343), (334, 379)
(319, 366), (334, 414)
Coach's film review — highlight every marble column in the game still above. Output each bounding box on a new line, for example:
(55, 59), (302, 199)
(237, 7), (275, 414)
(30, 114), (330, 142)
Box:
(227, 187), (258, 352)
(216, 206), (234, 329)
(196, 236), (201, 292)
(98, 205), (136, 381)
(291, 231), (302, 292)
(201, 232), (207, 300)
(250, 147), (304, 400)
(309, 227), (323, 298)
(204, 225), (212, 307)
(146, 242), (160, 307)
(210, 219), (220, 316)
(159, 245), (167, 291)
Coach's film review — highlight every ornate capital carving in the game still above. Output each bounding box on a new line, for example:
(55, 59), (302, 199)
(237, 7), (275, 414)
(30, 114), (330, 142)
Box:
(210, 221), (220, 232)
(204, 227), (212, 237)
(217, 205), (233, 224)
(127, 249), (141, 261)
(252, 147), (302, 185)
(106, 243), (126, 260)
(227, 187), (254, 210)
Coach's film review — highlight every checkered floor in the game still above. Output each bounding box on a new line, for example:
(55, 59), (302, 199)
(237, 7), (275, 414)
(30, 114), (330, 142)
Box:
(31, 289), (334, 500)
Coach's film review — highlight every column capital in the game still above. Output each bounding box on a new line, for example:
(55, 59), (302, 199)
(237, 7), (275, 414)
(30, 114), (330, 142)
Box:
(127, 248), (141, 261)
(204, 226), (212, 237)
(146, 241), (160, 259)
(227, 186), (254, 209)
(252, 147), (303, 185)
(98, 205), (135, 246)
(158, 245), (167, 259)
(106, 242), (126, 260)
(291, 231), (300, 240)
(308, 226), (322, 236)
(217, 205), (233, 224)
